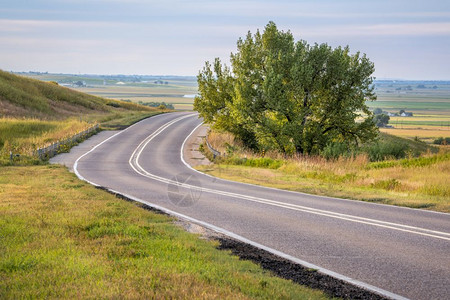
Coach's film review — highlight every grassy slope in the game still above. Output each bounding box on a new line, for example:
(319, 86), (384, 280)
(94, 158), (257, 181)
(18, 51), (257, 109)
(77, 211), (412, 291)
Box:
(378, 132), (436, 154)
(0, 165), (328, 299)
(0, 69), (157, 120)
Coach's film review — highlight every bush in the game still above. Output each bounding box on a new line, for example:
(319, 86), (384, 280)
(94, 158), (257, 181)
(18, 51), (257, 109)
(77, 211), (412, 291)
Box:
(372, 179), (400, 190)
(433, 137), (450, 145)
(137, 101), (174, 110)
(106, 102), (121, 108)
(364, 141), (409, 162)
(373, 114), (390, 127)
(321, 141), (352, 160)
(368, 152), (450, 169)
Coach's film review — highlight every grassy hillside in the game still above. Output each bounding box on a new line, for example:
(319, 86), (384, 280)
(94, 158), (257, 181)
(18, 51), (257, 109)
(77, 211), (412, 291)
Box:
(0, 69), (156, 120)
(0, 69), (166, 163)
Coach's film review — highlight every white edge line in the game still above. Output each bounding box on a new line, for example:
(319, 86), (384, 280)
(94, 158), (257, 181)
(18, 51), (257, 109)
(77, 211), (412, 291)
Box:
(73, 113), (409, 300)
(95, 186), (409, 300)
(180, 121), (449, 217)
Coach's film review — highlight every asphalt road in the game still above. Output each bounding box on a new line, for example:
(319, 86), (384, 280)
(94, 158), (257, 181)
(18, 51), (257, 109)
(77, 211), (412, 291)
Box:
(71, 112), (449, 300)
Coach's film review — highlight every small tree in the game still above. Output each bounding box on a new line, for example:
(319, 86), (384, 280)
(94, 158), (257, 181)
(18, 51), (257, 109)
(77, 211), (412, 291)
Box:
(373, 108), (383, 115)
(374, 114), (390, 127)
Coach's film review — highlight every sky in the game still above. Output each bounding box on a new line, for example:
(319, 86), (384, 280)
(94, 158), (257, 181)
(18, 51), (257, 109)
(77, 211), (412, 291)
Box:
(1, 0), (450, 80)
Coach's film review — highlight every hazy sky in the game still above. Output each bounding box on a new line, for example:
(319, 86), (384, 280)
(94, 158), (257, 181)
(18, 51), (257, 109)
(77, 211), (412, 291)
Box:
(1, 0), (449, 79)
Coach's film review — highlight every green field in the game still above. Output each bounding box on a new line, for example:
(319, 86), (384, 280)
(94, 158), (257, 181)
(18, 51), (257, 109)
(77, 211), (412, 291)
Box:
(370, 81), (450, 117)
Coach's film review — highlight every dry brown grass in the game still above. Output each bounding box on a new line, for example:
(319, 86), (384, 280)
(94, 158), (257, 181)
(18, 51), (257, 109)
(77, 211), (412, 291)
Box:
(0, 118), (93, 155)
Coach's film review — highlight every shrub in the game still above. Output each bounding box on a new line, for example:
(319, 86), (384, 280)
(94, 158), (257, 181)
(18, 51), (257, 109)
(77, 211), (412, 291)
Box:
(106, 102), (121, 108)
(433, 137), (450, 145)
(364, 141), (409, 161)
(321, 141), (352, 160)
(371, 179), (401, 190)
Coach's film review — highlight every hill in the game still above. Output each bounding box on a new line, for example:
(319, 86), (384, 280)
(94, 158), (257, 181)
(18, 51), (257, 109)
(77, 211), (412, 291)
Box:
(0, 69), (155, 119)
(0, 69), (165, 164)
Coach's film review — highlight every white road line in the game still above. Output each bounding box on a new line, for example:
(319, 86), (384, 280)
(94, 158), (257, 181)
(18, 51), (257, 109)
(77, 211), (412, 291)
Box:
(128, 117), (450, 242)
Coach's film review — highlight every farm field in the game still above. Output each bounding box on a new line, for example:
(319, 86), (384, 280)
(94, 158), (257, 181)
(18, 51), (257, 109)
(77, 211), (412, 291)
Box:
(368, 80), (450, 142)
(379, 127), (450, 143)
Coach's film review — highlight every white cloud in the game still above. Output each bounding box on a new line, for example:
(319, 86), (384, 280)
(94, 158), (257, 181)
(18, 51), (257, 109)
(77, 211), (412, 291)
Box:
(0, 19), (126, 31)
(293, 22), (450, 38)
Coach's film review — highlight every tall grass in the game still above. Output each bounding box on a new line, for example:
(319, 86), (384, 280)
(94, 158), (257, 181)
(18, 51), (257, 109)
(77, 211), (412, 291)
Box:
(0, 118), (92, 156)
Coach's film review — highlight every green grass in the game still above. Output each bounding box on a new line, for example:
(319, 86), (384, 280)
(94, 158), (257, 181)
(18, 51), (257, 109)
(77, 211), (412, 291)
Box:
(0, 165), (329, 299)
(368, 151), (450, 169)
(376, 132), (436, 155)
(0, 70), (106, 117)
(0, 118), (93, 163)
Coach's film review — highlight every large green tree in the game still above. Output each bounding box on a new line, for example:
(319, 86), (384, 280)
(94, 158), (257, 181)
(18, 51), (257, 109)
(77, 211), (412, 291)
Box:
(194, 22), (378, 155)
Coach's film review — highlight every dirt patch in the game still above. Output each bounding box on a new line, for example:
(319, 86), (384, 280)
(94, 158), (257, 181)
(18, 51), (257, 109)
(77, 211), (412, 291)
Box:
(183, 124), (212, 167)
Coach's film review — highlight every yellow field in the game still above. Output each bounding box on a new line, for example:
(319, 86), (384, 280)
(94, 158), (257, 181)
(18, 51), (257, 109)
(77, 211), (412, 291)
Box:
(72, 84), (197, 105)
(390, 116), (450, 122)
(174, 103), (194, 110)
(380, 128), (450, 139)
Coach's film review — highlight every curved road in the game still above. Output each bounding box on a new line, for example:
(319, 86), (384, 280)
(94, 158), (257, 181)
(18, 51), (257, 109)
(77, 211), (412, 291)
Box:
(74, 112), (450, 300)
